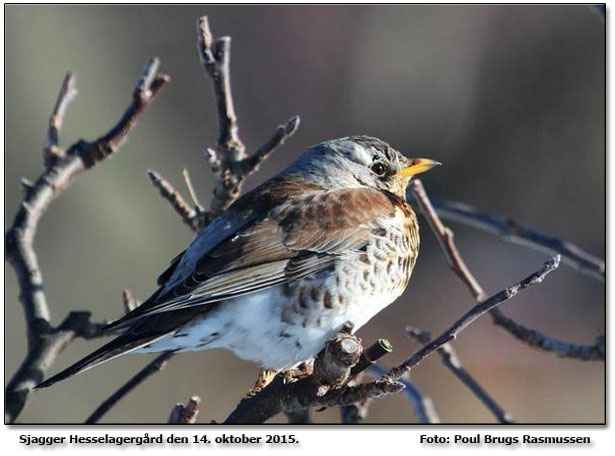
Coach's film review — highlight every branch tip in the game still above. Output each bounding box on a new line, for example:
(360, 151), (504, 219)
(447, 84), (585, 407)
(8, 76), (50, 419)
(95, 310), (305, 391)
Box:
(168, 395), (202, 424)
(182, 167), (203, 210)
(412, 180), (602, 361)
(135, 57), (161, 96)
(285, 115), (301, 134)
(146, 169), (198, 231)
(405, 325), (514, 423)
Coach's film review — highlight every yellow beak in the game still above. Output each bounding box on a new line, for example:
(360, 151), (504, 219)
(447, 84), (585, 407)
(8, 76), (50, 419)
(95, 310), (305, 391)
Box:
(395, 158), (441, 178)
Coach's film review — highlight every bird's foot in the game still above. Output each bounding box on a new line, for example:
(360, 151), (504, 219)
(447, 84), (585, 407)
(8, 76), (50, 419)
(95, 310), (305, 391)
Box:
(282, 362), (314, 383)
(245, 369), (278, 398)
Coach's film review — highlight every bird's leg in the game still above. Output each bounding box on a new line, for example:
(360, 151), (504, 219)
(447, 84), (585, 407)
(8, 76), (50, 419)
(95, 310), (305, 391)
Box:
(282, 361), (314, 382)
(245, 369), (278, 398)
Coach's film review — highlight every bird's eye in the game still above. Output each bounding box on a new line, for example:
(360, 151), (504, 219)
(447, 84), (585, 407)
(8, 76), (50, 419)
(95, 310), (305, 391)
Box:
(371, 162), (387, 176)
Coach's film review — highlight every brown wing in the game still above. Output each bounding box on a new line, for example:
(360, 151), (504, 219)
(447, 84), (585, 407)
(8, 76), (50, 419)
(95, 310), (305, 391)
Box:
(107, 182), (400, 329)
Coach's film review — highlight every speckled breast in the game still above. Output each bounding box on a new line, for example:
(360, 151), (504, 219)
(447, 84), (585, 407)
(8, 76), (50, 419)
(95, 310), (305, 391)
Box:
(280, 204), (420, 330)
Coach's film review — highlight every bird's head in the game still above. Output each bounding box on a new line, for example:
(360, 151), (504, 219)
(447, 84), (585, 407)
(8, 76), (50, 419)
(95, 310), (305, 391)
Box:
(283, 136), (440, 197)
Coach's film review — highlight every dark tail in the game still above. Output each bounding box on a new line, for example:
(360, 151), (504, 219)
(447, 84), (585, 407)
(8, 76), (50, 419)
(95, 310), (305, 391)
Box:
(35, 334), (162, 389)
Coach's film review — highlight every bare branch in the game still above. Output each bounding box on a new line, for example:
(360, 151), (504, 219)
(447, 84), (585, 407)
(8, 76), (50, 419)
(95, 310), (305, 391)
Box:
(197, 17), (243, 158)
(224, 336), (392, 424)
(147, 169), (199, 231)
(317, 256), (560, 410)
(340, 339), (394, 423)
(366, 364), (440, 423)
(5, 60), (168, 423)
(406, 326), (513, 423)
(387, 256), (560, 381)
(75, 58), (170, 167)
(43, 72), (77, 164)
(410, 179), (604, 361)
(86, 352), (174, 424)
(103, 18), (296, 420)
(182, 167), (204, 212)
(340, 401), (370, 424)
(432, 198), (605, 281)
(410, 180), (486, 301)
(196, 16), (299, 223)
(489, 313), (605, 360)
(168, 396), (201, 424)
(242, 116), (301, 174)
(350, 338), (393, 378)
(312, 332), (363, 396)
(340, 374), (371, 423)
(197, 16), (245, 216)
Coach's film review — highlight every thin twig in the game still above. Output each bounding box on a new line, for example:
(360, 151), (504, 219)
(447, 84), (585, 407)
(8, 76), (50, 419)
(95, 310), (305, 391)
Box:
(319, 256), (561, 409)
(410, 179), (604, 361)
(410, 180), (485, 301)
(86, 352), (174, 423)
(489, 313), (605, 361)
(242, 116), (301, 173)
(140, 16), (303, 420)
(5, 59), (168, 423)
(93, 58), (170, 155)
(197, 16), (244, 160)
(431, 198), (605, 281)
(43, 72), (77, 164)
(367, 364), (440, 424)
(197, 16), (299, 224)
(261, 258), (558, 416)
(197, 15), (246, 216)
(182, 167), (204, 211)
(406, 326), (513, 423)
(386, 256), (560, 381)
(147, 169), (199, 231)
(168, 396), (202, 424)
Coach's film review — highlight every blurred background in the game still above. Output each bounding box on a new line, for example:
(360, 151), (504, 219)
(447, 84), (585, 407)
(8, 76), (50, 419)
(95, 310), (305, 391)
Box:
(4, 5), (605, 424)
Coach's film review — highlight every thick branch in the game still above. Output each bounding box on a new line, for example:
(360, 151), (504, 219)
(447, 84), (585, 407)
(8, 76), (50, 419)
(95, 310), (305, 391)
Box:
(284, 408), (312, 424)
(339, 376), (371, 424)
(432, 198), (605, 281)
(5, 60), (168, 423)
(224, 336), (391, 424)
(410, 179), (604, 361)
(406, 326), (513, 423)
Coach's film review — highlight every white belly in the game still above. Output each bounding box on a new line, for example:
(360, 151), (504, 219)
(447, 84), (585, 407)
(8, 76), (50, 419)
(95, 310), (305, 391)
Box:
(135, 283), (401, 370)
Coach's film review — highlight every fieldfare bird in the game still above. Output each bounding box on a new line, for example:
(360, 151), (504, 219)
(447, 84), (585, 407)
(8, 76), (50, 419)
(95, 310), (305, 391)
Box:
(37, 136), (439, 388)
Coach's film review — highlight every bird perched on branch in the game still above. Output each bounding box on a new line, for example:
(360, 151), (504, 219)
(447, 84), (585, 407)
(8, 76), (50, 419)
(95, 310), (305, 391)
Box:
(37, 136), (439, 388)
